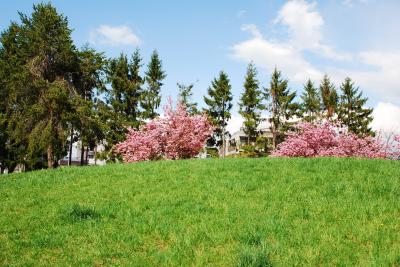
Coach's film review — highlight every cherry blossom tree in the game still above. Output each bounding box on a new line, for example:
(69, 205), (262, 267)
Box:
(114, 99), (213, 162)
(272, 121), (400, 159)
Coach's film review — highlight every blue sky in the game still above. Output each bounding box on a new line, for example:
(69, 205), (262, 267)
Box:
(1, 0), (400, 132)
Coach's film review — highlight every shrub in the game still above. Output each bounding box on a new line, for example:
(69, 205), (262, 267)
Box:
(272, 121), (399, 159)
(114, 100), (213, 162)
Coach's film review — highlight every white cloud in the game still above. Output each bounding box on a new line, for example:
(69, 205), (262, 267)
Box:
(275, 0), (323, 50)
(231, 24), (322, 83)
(89, 25), (141, 47)
(275, 0), (352, 61)
(231, 0), (400, 102)
(342, 0), (369, 8)
(371, 102), (400, 134)
(329, 51), (400, 102)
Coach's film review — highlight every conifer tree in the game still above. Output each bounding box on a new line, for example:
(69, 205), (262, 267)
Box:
(177, 82), (198, 115)
(141, 50), (166, 119)
(300, 79), (321, 122)
(106, 49), (144, 160)
(238, 63), (264, 144)
(72, 46), (106, 165)
(264, 68), (298, 149)
(338, 77), (373, 136)
(319, 75), (338, 119)
(203, 71), (233, 157)
(2, 3), (78, 169)
(108, 50), (143, 128)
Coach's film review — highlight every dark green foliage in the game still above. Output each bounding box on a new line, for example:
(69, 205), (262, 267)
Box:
(64, 204), (101, 222)
(239, 63), (264, 143)
(337, 77), (374, 136)
(203, 71), (233, 156)
(300, 79), (321, 122)
(0, 3), (77, 169)
(264, 68), (299, 148)
(0, 3), (108, 170)
(141, 50), (166, 119)
(108, 49), (143, 128)
(236, 248), (272, 267)
(177, 82), (198, 115)
(319, 75), (338, 119)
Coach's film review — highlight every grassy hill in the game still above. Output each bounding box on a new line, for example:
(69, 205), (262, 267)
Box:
(0, 158), (399, 266)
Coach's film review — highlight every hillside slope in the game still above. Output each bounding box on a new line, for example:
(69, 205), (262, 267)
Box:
(0, 158), (399, 266)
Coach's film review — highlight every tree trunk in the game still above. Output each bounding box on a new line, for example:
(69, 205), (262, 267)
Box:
(80, 143), (85, 166)
(47, 145), (54, 169)
(94, 146), (97, 165)
(85, 146), (89, 165)
(68, 127), (73, 166)
(222, 125), (226, 158)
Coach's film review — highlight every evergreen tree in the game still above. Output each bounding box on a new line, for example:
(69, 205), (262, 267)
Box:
(105, 49), (144, 160)
(177, 82), (198, 115)
(300, 79), (321, 122)
(238, 63), (264, 144)
(108, 49), (143, 128)
(319, 75), (338, 119)
(141, 50), (166, 119)
(264, 68), (298, 149)
(203, 71), (233, 157)
(338, 77), (373, 136)
(72, 46), (106, 165)
(2, 3), (78, 169)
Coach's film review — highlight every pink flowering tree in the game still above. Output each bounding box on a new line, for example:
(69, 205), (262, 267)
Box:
(114, 99), (213, 162)
(272, 121), (400, 159)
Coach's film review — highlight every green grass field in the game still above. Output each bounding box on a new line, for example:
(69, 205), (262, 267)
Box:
(0, 158), (399, 266)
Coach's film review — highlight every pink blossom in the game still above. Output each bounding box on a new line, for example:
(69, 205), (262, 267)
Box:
(114, 100), (213, 162)
(272, 121), (399, 159)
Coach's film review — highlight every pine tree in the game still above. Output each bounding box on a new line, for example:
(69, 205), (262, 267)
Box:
(4, 3), (78, 169)
(238, 63), (264, 144)
(141, 50), (166, 119)
(108, 49), (143, 128)
(177, 82), (198, 115)
(319, 75), (338, 119)
(203, 71), (233, 157)
(264, 68), (298, 149)
(300, 79), (321, 122)
(72, 46), (106, 165)
(337, 77), (373, 136)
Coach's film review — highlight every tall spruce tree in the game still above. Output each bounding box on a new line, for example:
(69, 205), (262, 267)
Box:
(319, 75), (338, 119)
(141, 50), (166, 119)
(264, 68), (298, 149)
(2, 3), (78, 169)
(337, 77), (373, 136)
(106, 49), (144, 158)
(108, 50), (143, 128)
(300, 79), (321, 122)
(72, 46), (106, 165)
(238, 63), (264, 144)
(177, 82), (198, 115)
(203, 71), (233, 157)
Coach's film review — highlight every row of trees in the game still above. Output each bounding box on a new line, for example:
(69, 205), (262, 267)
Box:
(202, 64), (373, 156)
(0, 3), (167, 171)
(0, 3), (375, 171)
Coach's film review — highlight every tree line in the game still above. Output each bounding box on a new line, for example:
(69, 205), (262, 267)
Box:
(0, 3), (374, 171)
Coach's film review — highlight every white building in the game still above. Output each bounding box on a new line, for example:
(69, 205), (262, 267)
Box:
(60, 141), (106, 166)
